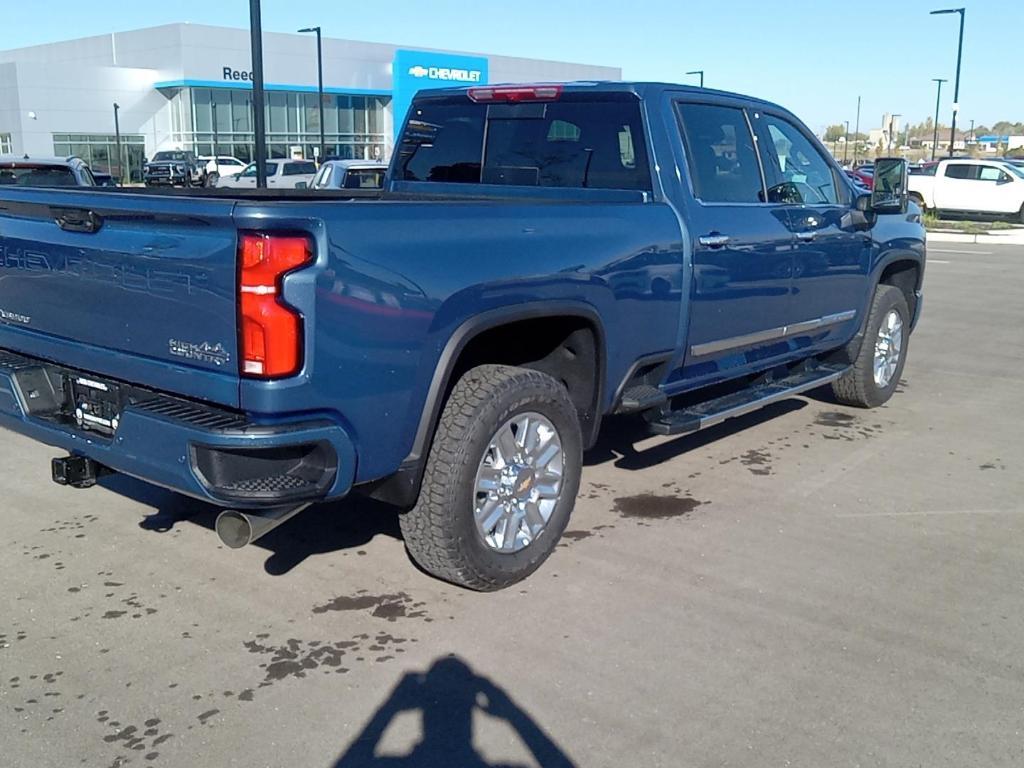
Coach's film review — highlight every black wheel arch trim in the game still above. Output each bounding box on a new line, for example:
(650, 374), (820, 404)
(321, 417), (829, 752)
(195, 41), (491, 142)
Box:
(359, 301), (607, 509)
(832, 248), (923, 367)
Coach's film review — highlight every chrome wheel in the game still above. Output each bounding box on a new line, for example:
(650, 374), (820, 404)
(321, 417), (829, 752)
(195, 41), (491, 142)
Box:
(473, 412), (564, 553)
(873, 309), (904, 388)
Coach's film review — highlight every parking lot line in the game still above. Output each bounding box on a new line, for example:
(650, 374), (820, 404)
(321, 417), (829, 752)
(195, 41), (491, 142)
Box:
(836, 508), (1022, 519)
(929, 249), (992, 255)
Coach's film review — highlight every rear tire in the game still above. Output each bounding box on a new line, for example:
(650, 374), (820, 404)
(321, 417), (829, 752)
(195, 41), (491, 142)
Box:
(400, 364), (582, 591)
(832, 284), (909, 408)
(909, 192), (926, 212)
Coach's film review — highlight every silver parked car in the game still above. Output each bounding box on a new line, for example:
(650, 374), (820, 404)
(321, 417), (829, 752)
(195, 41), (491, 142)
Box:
(311, 159), (387, 190)
(215, 159), (318, 189)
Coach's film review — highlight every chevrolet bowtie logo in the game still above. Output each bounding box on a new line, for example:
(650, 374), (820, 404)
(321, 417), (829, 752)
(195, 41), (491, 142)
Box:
(406, 65), (483, 82)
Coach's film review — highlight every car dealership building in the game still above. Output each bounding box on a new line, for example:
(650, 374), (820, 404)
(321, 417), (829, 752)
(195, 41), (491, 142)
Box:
(0, 24), (619, 181)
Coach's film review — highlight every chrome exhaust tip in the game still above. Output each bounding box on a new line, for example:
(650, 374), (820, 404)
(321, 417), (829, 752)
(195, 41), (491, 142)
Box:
(215, 504), (310, 549)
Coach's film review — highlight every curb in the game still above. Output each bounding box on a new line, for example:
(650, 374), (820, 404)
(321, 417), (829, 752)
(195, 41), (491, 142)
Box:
(927, 231), (1024, 245)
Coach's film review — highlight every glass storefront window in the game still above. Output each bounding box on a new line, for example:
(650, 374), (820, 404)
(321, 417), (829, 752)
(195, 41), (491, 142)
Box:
(53, 133), (146, 182)
(0, 133), (12, 154)
(175, 87), (389, 162)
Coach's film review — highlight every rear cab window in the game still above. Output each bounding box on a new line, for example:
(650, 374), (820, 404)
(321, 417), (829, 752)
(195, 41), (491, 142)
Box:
(344, 169), (386, 189)
(0, 164), (77, 187)
(397, 92), (652, 191)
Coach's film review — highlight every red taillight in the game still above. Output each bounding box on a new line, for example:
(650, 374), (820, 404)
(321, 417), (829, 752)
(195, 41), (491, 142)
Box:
(238, 233), (312, 378)
(467, 85), (563, 103)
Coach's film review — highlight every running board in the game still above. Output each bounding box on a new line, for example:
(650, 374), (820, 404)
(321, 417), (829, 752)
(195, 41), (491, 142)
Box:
(646, 363), (849, 436)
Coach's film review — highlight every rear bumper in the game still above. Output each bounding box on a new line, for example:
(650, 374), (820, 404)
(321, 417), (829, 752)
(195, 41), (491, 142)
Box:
(0, 349), (356, 509)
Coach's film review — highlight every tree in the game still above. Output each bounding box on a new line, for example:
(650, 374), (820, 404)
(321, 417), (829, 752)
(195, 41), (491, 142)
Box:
(824, 124), (846, 142)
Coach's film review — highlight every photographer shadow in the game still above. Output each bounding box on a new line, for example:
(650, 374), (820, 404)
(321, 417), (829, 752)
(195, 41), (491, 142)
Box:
(333, 656), (577, 768)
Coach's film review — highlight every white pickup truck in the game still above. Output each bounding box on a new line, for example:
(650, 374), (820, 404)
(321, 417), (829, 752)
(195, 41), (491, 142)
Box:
(909, 158), (1024, 222)
(214, 159), (318, 189)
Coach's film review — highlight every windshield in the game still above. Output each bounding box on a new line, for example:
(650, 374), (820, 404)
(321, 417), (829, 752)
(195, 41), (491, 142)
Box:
(152, 151), (189, 162)
(1004, 164), (1024, 180)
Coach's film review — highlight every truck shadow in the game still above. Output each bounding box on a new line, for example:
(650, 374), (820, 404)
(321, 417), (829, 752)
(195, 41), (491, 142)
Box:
(104, 390), (819, 576)
(584, 397), (808, 471)
(332, 655), (577, 768)
(102, 473), (402, 576)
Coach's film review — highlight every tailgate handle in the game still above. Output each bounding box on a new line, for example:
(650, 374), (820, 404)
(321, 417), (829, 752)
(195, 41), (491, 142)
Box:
(54, 208), (103, 234)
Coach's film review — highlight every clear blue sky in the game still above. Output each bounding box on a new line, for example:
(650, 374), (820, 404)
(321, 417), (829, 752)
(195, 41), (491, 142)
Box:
(4, 0), (1020, 133)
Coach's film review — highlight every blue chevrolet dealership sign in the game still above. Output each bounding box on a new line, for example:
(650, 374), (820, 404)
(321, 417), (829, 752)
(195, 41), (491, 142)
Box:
(391, 49), (489, 138)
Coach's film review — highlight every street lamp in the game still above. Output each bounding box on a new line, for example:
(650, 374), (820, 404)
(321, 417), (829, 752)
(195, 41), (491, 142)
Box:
(249, 0), (268, 187)
(686, 70), (704, 88)
(112, 102), (122, 186)
(931, 8), (965, 157)
(298, 26), (326, 164)
(930, 78), (947, 161)
(853, 95), (861, 166)
(843, 120), (850, 164)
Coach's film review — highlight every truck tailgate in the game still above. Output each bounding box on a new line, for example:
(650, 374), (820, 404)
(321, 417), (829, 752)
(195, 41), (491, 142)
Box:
(0, 189), (240, 407)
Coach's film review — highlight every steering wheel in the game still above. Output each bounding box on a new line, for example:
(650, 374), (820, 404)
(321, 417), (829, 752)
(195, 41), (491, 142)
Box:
(790, 178), (829, 204)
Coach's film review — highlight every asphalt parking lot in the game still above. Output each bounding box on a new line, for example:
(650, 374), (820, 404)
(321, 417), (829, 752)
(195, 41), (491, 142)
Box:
(2, 241), (1022, 768)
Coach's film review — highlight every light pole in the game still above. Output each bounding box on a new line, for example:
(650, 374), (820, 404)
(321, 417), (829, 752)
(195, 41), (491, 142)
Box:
(853, 96), (861, 166)
(112, 102), (122, 186)
(843, 120), (850, 164)
(930, 78), (947, 160)
(888, 113), (901, 153)
(686, 70), (704, 88)
(931, 8), (965, 157)
(210, 90), (220, 178)
(298, 26), (326, 164)
(969, 118), (975, 144)
(249, 0), (268, 188)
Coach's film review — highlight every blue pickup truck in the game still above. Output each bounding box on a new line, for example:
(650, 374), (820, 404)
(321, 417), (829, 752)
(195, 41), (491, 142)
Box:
(0, 82), (924, 590)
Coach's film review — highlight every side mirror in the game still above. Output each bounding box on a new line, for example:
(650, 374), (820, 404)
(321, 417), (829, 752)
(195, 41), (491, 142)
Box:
(870, 157), (908, 214)
(997, 175), (1013, 185)
(294, 181), (308, 190)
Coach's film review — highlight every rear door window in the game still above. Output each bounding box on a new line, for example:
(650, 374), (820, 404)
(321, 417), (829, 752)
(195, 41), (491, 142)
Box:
(284, 162), (317, 176)
(398, 94), (651, 190)
(675, 103), (764, 203)
(944, 164), (973, 179)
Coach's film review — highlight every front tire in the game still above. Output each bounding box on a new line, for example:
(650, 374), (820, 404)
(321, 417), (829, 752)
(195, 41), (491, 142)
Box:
(832, 284), (909, 408)
(400, 364), (582, 591)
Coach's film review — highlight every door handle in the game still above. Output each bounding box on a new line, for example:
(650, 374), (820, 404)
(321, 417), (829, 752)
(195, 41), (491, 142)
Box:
(53, 208), (102, 234)
(698, 234), (730, 248)
(796, 231), (817, 242)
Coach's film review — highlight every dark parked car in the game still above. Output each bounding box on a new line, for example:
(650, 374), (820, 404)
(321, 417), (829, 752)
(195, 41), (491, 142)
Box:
(0, 155), (95, 186)
(144, 150), (204, 187)
(91, 171), (119, 187)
